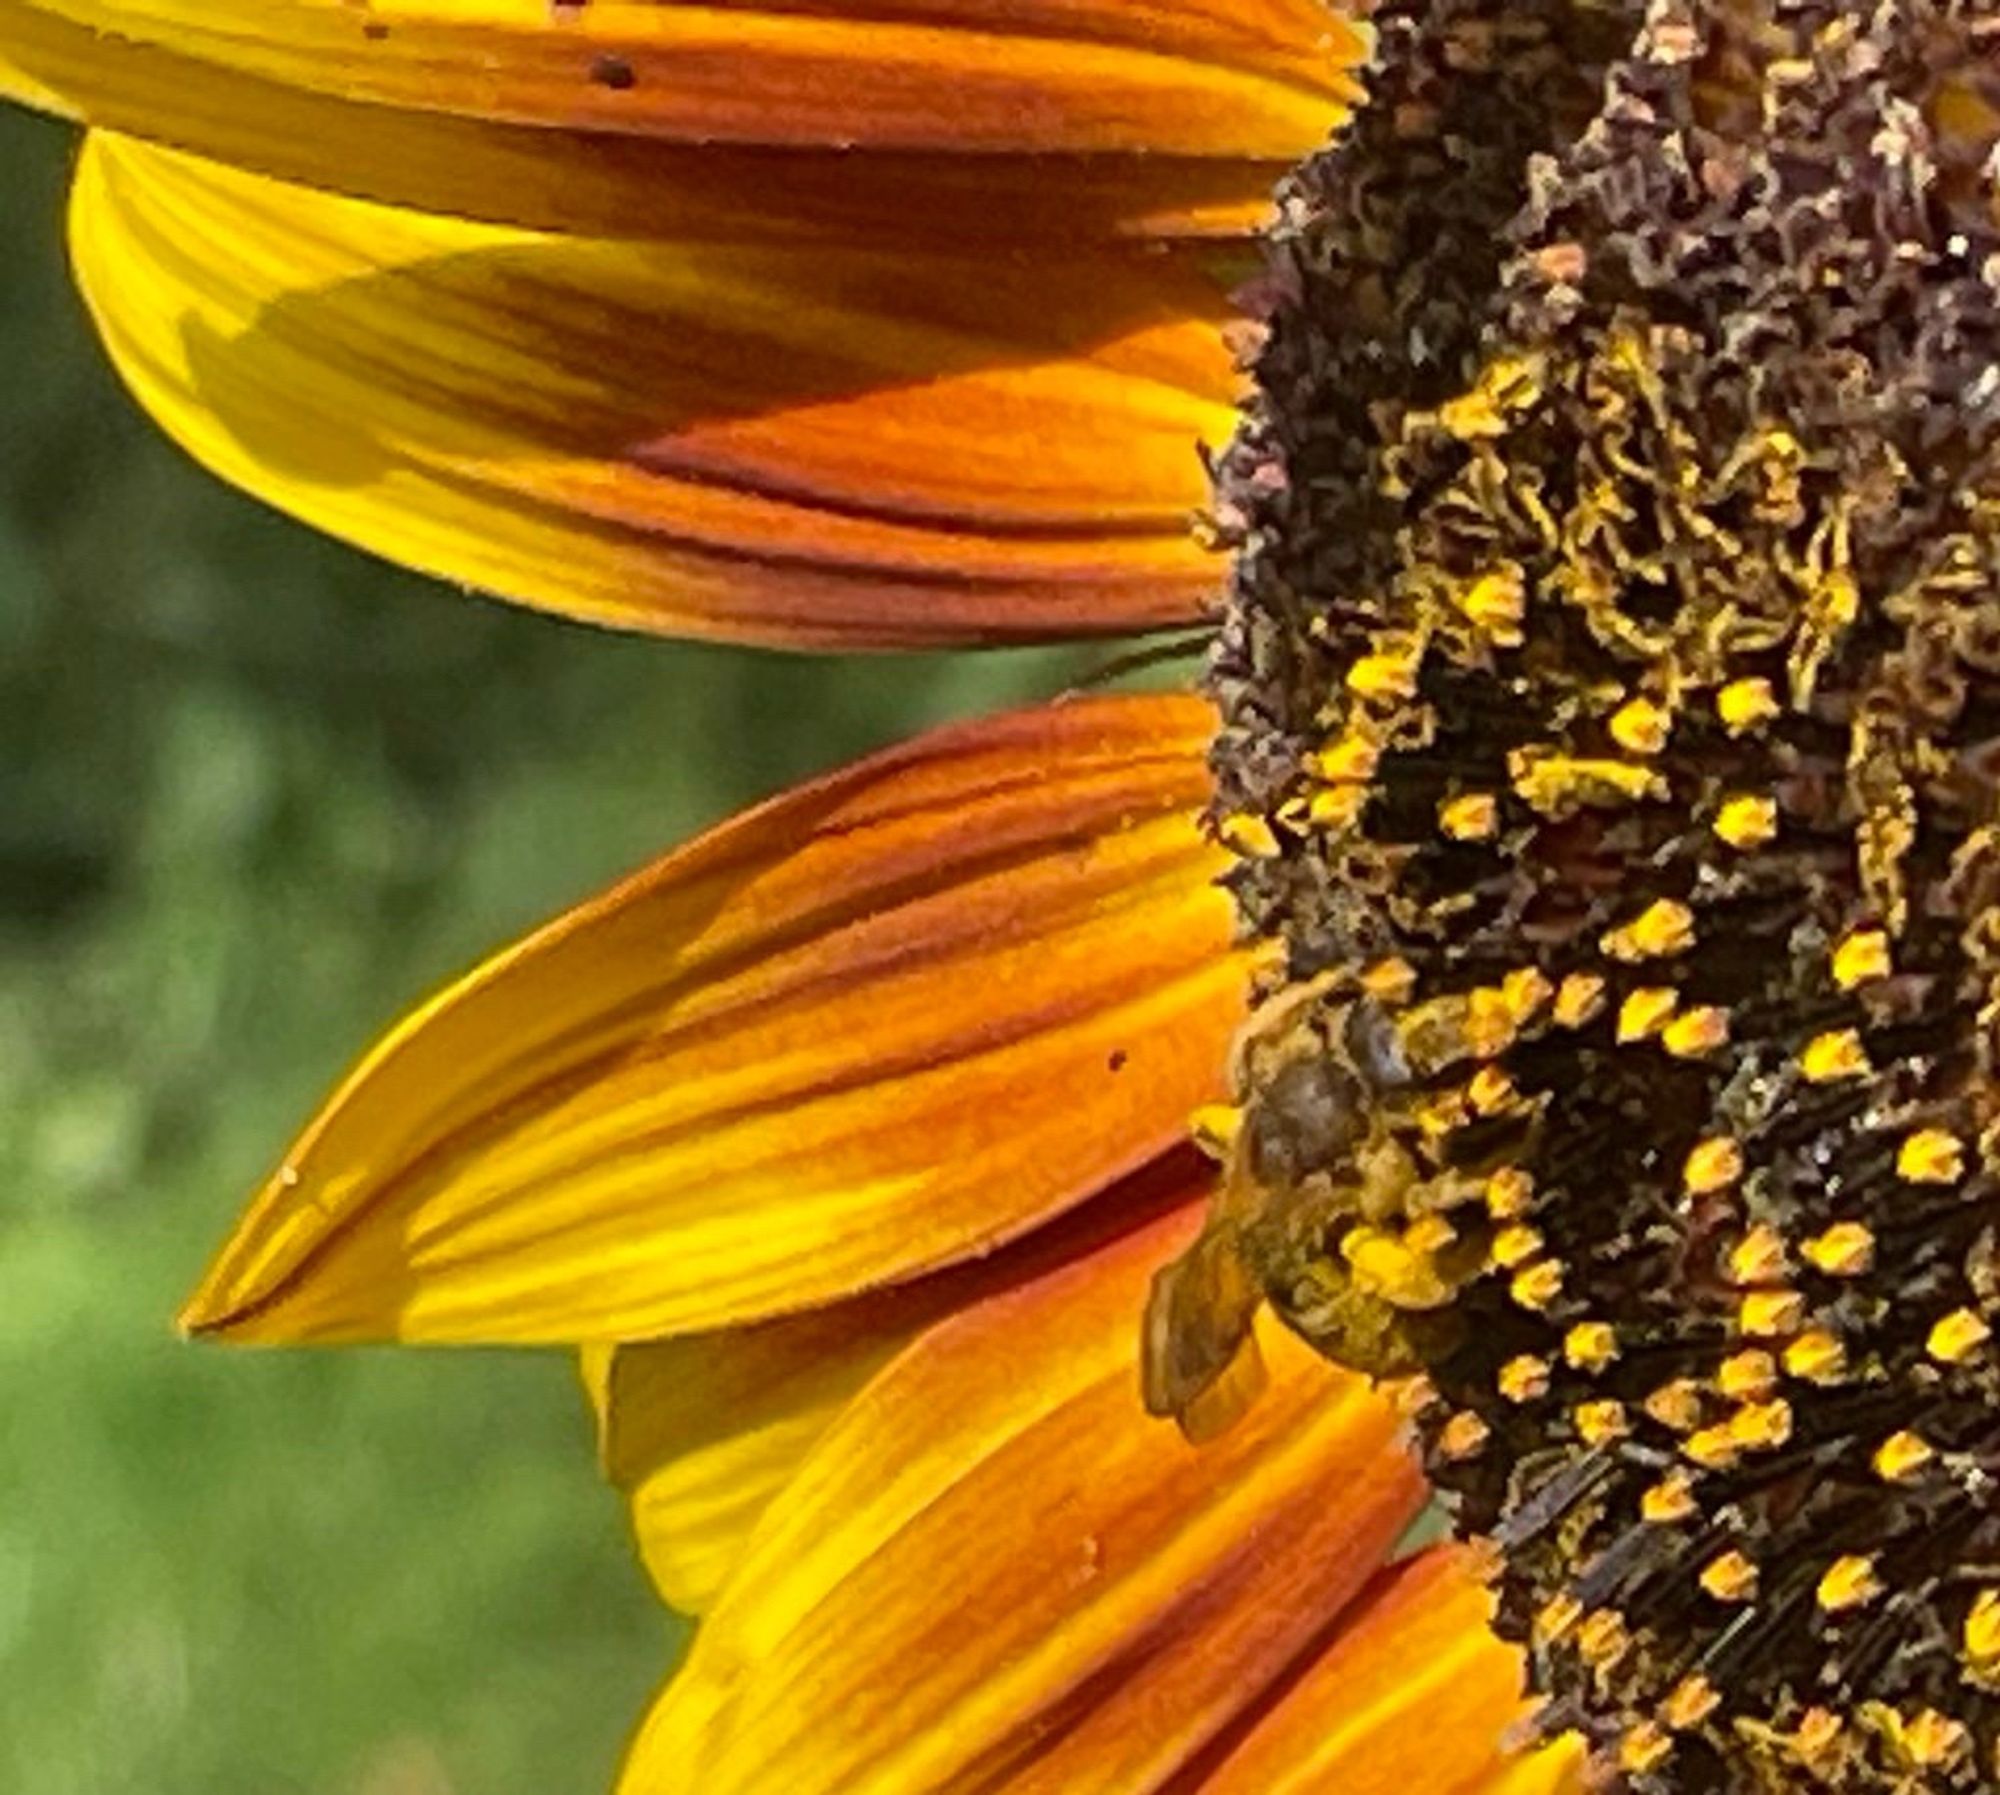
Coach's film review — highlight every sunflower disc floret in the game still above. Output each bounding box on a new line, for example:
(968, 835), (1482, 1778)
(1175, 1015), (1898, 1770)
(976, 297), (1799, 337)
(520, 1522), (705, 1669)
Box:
(1196, 1), (2000, 1786)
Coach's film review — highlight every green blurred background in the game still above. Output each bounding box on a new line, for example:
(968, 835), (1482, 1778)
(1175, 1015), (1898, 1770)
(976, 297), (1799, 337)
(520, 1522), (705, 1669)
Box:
(1, 108), (1093, 1793)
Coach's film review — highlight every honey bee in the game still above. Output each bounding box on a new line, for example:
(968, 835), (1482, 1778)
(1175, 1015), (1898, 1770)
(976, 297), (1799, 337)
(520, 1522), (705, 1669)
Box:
(1143, 970), (1474, 1440)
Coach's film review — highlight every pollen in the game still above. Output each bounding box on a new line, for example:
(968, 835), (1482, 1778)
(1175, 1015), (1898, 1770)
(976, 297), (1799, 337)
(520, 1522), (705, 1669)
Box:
(1682, 1136), (1743, 1196)
(1871, 1430), (1933, 1483)
(1618, 1722), (1673, 1776)
(1437, 792), (1499, 841)
(1800, 1221), (1875, 1278)
(1726, 1224), (1787, 1287)
(1499, 1354), (1551, 1403)
(1714, 1349), (1776, 1401)
(1202, 0), (2000, 1782)
(1509, 1260), (1564, 1312)
(1830, 929), (1892, 990)
(1457, 565), (1527, 642)
(1817, 1555), (1883, 1614)
(1701, 1551), (1760, 1604)
(1963, 1591), (2000, 1682)
(1600, 898), (1694, 962)
(1716, 677), (1780, 735)
(1781, 1328), (1848, 1385)
(1662, 1674), (1721, 1731)
(1572, 1400), (1628, 1446)
(1712, 794), (1778, 850)
(1799, 1028), (1871, 1082)
(1608, 696), (1669, 756)
(1615, 987), (1677, 1044)
(1562, 1321), (1618, 1372)
(1738, 1289), (1806, 1340)
(1641, 1470), (1697, 1525)
(1927, 1308), (1991, 1365)
(1897, 1128), (1965, 1185)
(1660, 1007), (1729, 1059)
(1550, 974), (1606, 1029)
(1483, 1167), (1534, 1220)
(1643, 1379), (1703, 1434)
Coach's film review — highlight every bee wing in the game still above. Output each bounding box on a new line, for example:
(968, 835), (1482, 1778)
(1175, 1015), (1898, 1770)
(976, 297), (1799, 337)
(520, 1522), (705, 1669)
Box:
(1141, 1220), (1269, 1443)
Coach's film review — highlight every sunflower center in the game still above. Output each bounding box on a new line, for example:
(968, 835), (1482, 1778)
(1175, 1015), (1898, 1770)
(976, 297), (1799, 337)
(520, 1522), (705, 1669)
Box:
(1197, 0), (2000, 1785)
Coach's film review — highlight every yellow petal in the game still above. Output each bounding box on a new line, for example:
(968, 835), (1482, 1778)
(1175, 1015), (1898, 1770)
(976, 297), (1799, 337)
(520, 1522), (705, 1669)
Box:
(182, 693), (1242, 1344)
(1195, 1548), (1580, 1795)
(72, 134), (1237, 646)
(621, 1203), (1425, 1795)
(2, 2), (1364, 243)
(585, 1151), (1211, 1615)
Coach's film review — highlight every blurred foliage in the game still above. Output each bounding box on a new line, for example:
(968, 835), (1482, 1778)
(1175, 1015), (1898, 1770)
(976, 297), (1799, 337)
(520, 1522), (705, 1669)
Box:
(0, 108), (1101, 1793)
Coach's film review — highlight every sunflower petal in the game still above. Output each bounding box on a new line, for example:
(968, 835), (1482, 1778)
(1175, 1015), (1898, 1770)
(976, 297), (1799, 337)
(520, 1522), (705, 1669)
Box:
(1193, 1549), (1583, 1795)
(620, 1203), (1425, 1795)
(586, 1152), (1209, 1615)
(181, 694), (1242, 1345)
(1, 3), (1364, 242)
(72, 134), (1238, 646)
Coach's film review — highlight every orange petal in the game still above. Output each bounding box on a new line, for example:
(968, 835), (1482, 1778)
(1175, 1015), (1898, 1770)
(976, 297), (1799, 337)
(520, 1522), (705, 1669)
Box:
(1194, 1548), (1583, 1795)
(620, 1203), (1426, 1795)
(71, 134), (1237, 646)
(585, 1151), (1209, 1615)
(182, 693), (1243, 1345)
(1, 3), (1364, 243)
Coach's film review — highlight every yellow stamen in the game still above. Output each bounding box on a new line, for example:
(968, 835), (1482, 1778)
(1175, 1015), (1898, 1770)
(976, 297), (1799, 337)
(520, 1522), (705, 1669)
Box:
(1510, 1260), (1565, 1311)
(1713, 793), (1778, 849)
(1437, 1410), (1489, 1461)
(1801, 1221), (1875, 1277)
(1727, 1224), (1787, 1286)
(1739, 1288), (1806, 1338)
(1438, 792), (1500, 841)
(1662, 1674), (1721, 1730)
(1726, 1398), (1792, 1452)
(1489, 1223), (1544, 1271)
(1619, 1722), (1673, 1775)
(1830, 928), (1891, 989)
(1458, 566), (1527, 643)
(1662, 1006), (1730, 1058)
(1799, 1028), (1870, 1082)
(1484, 1167), (1535, 1219)
(1609, 695), (1670, 755)
(1552, 973), (1607, 1028)
(1617, 987), (1678, 1042)
(1927, 1307), (1991, 1364)
(1816, 1554), (1881, 1613)
(1897, 1128), (1965, 1185)
(1783, 1327), (1847, 1383)
(1574, 1400), (1630, 1446)
(1872, 1430), (1933, 1483)
(1578, 1608), (1630, 1665)
(1717, 676), (1779, 733)
(1645, 1379), (1704, 1433)
(1498, 1355), (1551, 1403)
(1715, 1349), (1776, 1400)
(1601, 897), (1695, 962)
(1701, 1550), (1759, 1602)
(1962, 1590), (2000, 1681)
(1683, 1136), (1744, 1196)
(1641, 1471), (1698, 1524)
(1564, 1320), (1619, 1372)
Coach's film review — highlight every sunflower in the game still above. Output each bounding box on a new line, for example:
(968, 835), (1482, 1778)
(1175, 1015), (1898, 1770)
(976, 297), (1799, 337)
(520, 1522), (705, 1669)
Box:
(12, 2), (2000, 1791)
